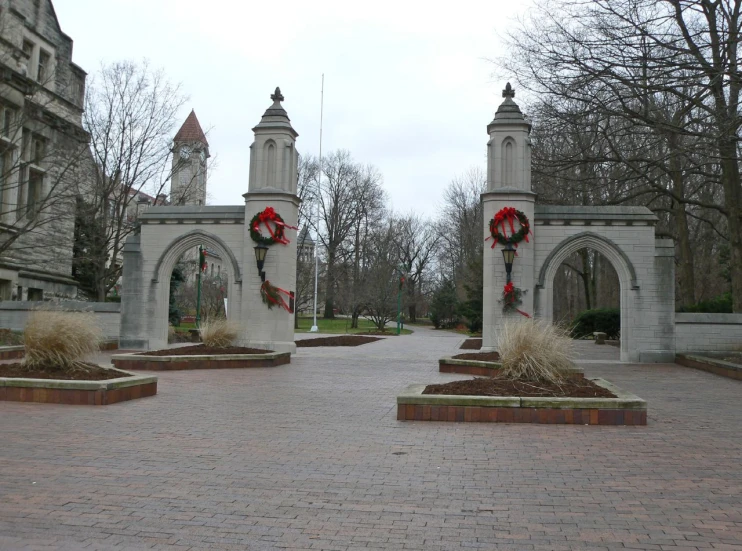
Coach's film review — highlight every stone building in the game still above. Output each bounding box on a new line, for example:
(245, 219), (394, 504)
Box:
(0, 0), (90, 300)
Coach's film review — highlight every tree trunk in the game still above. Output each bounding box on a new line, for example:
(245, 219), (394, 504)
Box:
(351, 311), (359, 329)
(719, 139), (742, 312)
(579, 250), (592, 311)
(323, 249), (336, 318)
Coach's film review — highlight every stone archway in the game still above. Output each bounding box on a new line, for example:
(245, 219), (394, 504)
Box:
(535, 232), (639, 362)
(149, 229), (243, 349)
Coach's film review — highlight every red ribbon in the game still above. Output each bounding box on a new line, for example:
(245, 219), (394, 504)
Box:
(261, 281), (293, 313)
(254, 207), (298, 245)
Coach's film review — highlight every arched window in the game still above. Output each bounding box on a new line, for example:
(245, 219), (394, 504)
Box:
(502, 139), (515, 186)
(265, 141), (276, 188)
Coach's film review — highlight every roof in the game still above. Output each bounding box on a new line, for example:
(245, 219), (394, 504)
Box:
(174, 110), (209, 146)
(298, 226), (315, 246)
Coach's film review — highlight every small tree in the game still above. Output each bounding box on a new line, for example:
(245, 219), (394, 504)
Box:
(430, 279), (460, 329)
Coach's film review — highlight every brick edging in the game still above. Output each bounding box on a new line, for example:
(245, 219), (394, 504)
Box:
(112, 353), (291, 371)
(675, 354), (742, 381)
(396, 404), (646, 425)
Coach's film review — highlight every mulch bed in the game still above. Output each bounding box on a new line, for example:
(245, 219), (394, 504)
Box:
(452, 351), (500, 361)
(296, 335), (382, 347)
(459, 338), (482, 350)
(139, 345), (271, 356)
(0, 362), (128, 381)
(423, 377), (616, 398)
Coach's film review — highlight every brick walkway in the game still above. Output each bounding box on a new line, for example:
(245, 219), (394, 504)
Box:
(1, 327), (741, 550)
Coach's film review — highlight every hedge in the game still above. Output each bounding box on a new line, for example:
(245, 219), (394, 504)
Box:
(571, 308), (620, 340)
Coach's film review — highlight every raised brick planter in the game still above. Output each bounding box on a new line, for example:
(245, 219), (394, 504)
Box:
(439, 357), (584, 379)
(111, 351), (290, 371)
(676, 354), (742, 381)
(0, 368), (157, 405)
(0, 345), (24, 360)
(397, 379), (646, 425)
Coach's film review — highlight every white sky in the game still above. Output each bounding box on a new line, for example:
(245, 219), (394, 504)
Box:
(54, 0), (531, 218)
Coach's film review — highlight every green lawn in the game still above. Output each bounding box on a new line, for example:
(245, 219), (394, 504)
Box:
(295, 316), (412, 335)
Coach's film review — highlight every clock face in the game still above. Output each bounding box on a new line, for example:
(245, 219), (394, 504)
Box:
(199, 150), (206, 164)
(179, 146), (191, 160)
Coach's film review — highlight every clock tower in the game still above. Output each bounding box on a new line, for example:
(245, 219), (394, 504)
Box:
(171, 110), (210, 206)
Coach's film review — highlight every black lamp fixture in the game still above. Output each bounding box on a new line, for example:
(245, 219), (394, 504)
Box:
(254, 244), (268, 282)
(502, 243), (516, 283)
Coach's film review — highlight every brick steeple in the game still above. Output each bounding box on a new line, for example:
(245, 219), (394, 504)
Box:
(174, 109), (209, 146)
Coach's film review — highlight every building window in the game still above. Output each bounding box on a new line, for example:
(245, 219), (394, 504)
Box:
(0, 150), (11, 214)
(37, 50), (50, 82)
(27, 288), (43, 301)
(26, 169), (42, 216)
(1, 107), (14, 139)
(70, 75), (84, 106)
(32, 136), (45, 165)
(22, 40), (33, 58)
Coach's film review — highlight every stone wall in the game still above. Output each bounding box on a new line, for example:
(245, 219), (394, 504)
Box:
(675, 313), (742, 353)
(0, 301), (120, 339)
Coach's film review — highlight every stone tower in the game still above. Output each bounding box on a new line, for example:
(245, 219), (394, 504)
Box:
(482, 83), (536, 351)
(241, 87), (300, 353)
(171, 110), (210, 206)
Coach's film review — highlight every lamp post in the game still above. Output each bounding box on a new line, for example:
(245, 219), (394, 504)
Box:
(196, 245), (203, 328)
(396, 265), (406, 335)
(254, 244), (268, 282)
(502, 243), (516, 284)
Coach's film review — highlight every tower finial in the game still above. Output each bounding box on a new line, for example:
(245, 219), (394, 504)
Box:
(271, 87), (284, 102)
(502, 82), (515, 99)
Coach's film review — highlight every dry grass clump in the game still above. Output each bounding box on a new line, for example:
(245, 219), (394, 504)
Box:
(496, 319), (575, 384)
(23, 311), (102, 372)
(199, 318), (240, 348)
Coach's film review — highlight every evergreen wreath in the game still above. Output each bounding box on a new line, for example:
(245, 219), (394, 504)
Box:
(260, 280), (293, 313)
(486, 207), (531, 249)
(249, 207), (297, 246)
(500, 282), (530, 318)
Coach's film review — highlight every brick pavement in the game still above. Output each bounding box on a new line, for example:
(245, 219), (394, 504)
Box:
(0, 327), (741, 550)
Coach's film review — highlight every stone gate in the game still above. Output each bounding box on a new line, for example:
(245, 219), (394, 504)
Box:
(119, 88), (300, 353)
(482, 85), (675, 363)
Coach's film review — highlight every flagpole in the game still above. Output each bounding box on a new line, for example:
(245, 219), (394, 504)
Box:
(310, 74), (324, 333)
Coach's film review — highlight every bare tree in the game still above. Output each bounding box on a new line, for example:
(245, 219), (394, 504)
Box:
(393, 213), (440, 322)
(502, 0), (742, 309)
(307, 150), (384, 318)
(76, 60), (187, 301)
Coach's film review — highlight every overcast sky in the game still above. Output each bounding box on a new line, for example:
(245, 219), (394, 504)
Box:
(55, 0), (532, 218)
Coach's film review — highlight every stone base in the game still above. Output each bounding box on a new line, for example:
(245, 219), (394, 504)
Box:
(639, 350), (675, 363)
(112, 351), (290, 371)
(676, 354), (742, 381)
(397, 379), (646, 425)
(0, 368), (157, 405)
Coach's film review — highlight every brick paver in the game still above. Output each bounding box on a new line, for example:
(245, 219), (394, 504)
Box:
(1, 327), (741, 550)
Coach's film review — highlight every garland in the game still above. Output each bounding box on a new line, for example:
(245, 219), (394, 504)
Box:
(249, 207), (298, 246)
(260, 280), (293, 313)
(501, 282), (530, 318)
(486, 207), (531, 249)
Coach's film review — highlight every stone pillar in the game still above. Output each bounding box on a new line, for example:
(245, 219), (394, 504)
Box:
(482, 84), (537, 352)
(643, 238), (676, 362)
(241, 88), (300, 354)
(119, 233), (148, 349)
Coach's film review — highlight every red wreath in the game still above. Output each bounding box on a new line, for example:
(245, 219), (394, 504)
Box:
(486, 207), (531, 250)
(250, 207), (298, 246)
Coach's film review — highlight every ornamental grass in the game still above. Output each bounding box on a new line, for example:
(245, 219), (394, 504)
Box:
(199, 318), (240, 348)
(495, 318), (575, 384)
(23, 311), (102, 372)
